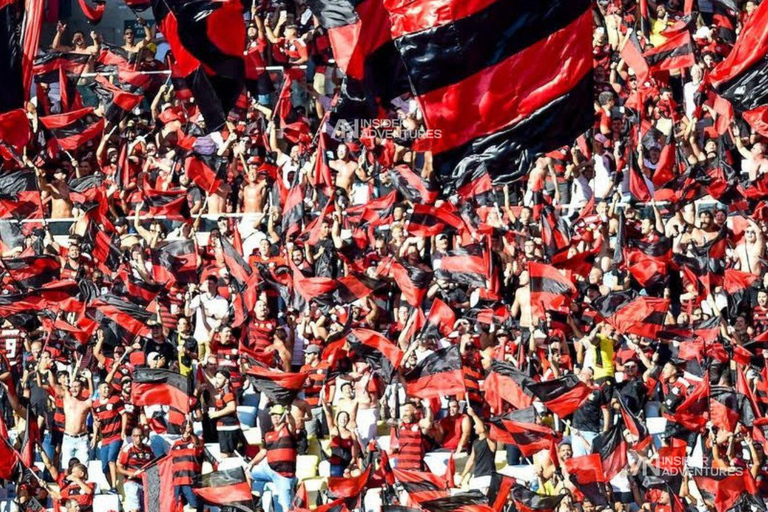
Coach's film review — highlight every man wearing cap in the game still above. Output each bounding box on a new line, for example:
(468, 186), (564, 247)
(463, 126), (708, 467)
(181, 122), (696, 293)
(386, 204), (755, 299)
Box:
(247, 404), (297, 512)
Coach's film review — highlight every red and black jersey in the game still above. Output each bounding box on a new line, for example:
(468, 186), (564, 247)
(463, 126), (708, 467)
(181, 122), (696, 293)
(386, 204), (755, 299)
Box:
(118, 442), (154, 481)
(214, 385), (239, 430)
(121, 396), (139, 434)
(210, 337), (243, 390)
(57, 475), (94, 512)
(92, 395), (125, 444)
(170, 437), (203, 487)
(0, 329), (22, 371)
(53, 393), (65, 433)
(265, 425), (297, 477)
(395, 422), (425, 471)
(246, 318), (277, 365)
(300, 362), (328, 408)
(754, 305), (768, 335)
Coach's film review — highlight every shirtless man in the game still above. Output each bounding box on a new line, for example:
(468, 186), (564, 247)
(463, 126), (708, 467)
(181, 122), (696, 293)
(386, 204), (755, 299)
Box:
(734, 219), (765, 276)
(61, 372), (93, 470)
(240, 165), (269, 214)
(687, 209), (721, 246)
(733, 125), (768, 181)
(347, 363), (379, 447)
(51, 22), (100, 56)
(510, 270), (534, 332)
(37, 167), (73, 219)
(329, 143), (360, 193)
(122, 18), (154, 56)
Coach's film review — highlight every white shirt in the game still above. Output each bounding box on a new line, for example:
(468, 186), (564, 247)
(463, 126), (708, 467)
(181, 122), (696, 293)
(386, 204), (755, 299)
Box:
(189, 292), (229, 343)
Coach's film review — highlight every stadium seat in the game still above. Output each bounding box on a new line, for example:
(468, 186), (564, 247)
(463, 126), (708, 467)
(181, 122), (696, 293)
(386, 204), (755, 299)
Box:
(296, 454), (319, 480)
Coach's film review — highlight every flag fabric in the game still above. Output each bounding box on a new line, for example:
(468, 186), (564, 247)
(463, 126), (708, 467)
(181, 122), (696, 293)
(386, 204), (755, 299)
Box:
(143, 188), (190, 221)
(489, 413), (558, 456)
(591, 422), (628, 482)
(185, 152), (227, 193)
(0, 0), (23, 112)
(392, 468), (450, 503)
(435, 251), (488, 289)
(564, 453), (606, 483)
(91, 75), (143, 124)
(510, 485), (564, 512)
(142, 455), (176, 512)
(403, 345), (465, 399)
(193, 467), (256, 512)
(420, 298), (456, 340)
(151, 239), (199, 285)
(710, 0), (768, 112)
(39, 107), (105, 151)
(21, 0), (44, 99)
(131, 367), (192, 413)
(643, 31), (696, 75)
(76, 0), (105, 23)
(0, 109), (31, 156)
(672, 375), (710, 431)
(620, 30), (649, 83)
(389, 164), (439, 204)
(245, 365), (308, 405)
(603, 296), (670, 339)
(388, 258), (432, 307)
(484, 360), (535, 412)
(2, 255), (60, 289)
(527, 374), (591, 417)
(420, 490), (489, 512)
(151, 0), (245, 131)
(328, 464), (371, 500)
(347, 328), (403, 380)
(89, 294), (152, 337)
(383, 0), (592, 190)
(528, 262), (576, 320)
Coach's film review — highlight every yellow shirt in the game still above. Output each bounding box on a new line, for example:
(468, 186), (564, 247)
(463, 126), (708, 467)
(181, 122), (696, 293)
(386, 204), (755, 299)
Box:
(589, 334), (615, 380)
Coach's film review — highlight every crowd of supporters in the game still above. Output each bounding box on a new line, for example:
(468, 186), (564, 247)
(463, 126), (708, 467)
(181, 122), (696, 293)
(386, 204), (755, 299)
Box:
(1, 0), (768, 511)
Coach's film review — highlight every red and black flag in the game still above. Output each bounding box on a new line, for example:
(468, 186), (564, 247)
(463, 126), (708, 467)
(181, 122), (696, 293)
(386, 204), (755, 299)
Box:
(282, 184), (305, 239)
(90, 228), (123, 276)
(151, 240), (198, 285)
(385, 0), (592, 190)
(540, 206), (572, 258)
(407, 204), (466, 238)
(489, 412), (558, 456)
(510, 485), (564, 512)
(628, 149), (652, 202)
(347, 328), (403, 380)
(595, 294), (670, 339)
(39, 107), (104, 151)
(185, 152), (227, 193)
(2, 255), (60, 289)
(244, 365), (308, 405)
(58, 64), (84, 113)
(614, 390), (650, 448)
(619, 30), (649, 83)
(0, 0), (24, 113)
(591, 422), (628, 482)
(0, 169), (37, 203)
(193, 467), (256, 512)
(528, 262), (576, 320)
(403, 345), (465, 399)
(143, 188), (190, 221)
(671, 375), (710, 432)
(69, 174), (109, 215)
(420, 298), (456, 340)
(0, 109), (31, 160)
(694, 472), (758, 512)
(328, 464), (372, 501)
(435, 248), (488, 289)
(132, 367), (192, 413)
(563, 453), (609, 506)
(307, 0), (409, 121)
(710, 1), (768, 124)
(484, 360), (535, 412)
(20, 404), (39, 468)
(142, 455), (176, 512)
(76, 0), (105, 23)
(91, 75), (142, 124)
(347, 190), (396, 228)
(90, 293), (152, 337)
(392, 468), (450, 503)
(390, 164), (439, 205)
(710, 386), (756, 431)
(150, 0), (245, 131)
(527, 374), (591, 417)
(332, 272), (385, 305)
(643, 31), (696, 76)
(388, 258), (433, 307)
(420, 490), (489, 512)
(116, 266), (162, 305)
(32, 51), (90, 84)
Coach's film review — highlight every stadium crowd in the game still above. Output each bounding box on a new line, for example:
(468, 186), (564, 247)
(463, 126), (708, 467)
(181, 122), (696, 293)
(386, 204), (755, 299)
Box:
(0, 0), (768, 511)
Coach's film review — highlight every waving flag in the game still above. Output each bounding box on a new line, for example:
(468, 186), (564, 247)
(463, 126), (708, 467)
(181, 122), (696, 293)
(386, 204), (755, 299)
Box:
(40, 107), (104, 151)
(382, 0), (592, 190)
(403, 345), (465, 399)
(151, 0), (245, 131)
(132, 367), (192, 413)
(510, 485), (564, 512)
(527, 374), (591, 417)
(0, 0), (23, 112)
(91, 75), (142, 124)
(484, 361), (535, 411)
(194, 467), (256, 512)
(347, 328), (403, 380)
(245, 366), (308, 405)
(528, 262), (576, 319)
